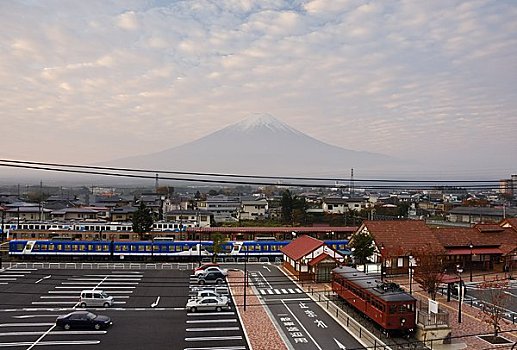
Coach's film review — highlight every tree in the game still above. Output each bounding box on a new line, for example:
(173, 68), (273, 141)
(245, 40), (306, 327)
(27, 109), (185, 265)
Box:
(281, 190), (294, 224)
(478, 280), (510, 338)
(132, 202), (154, 240)
(350, 231), (375, 269)
(413, 244), (447, 300)
(211, 233), (226, 262)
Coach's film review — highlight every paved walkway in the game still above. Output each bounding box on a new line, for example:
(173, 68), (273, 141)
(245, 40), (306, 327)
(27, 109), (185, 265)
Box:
(228, 270), (289, 350)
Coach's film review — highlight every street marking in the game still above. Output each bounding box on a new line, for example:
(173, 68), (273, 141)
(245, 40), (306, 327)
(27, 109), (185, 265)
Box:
(35, 275), (52, 284)
(263, 266), (271, 272)
(274, 289), (281, 294)
(26, 323), (56, 350)
(281, 289), (288, 294)
(55, 286), (135, 289)
(281, 300), (323, 350)
(334, 338), (347, 349)
(185, 336), (243, 342)
(184, 347), (245, 350)
(187, 312), (235, 316)
(0, 323), (55, 327)
(151, 296), (161, 308)
(186, 327), (240, 332)
(48, 290), (133, 294)
(12, 315), (58, 319)
(186, 319), (238, 324)
(0, 340), (100, 346)
(0, 330), (107, 336)
(31, 301), (126, 305)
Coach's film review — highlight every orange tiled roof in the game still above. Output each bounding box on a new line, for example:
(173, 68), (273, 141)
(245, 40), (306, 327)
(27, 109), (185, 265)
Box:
(280, 235), (323, 260)
(361, 220), (442, 257)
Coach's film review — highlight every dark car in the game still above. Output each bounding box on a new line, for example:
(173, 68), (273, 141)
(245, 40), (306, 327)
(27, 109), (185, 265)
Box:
(197, 271), (226, 285)
(56, 311), (112, 330)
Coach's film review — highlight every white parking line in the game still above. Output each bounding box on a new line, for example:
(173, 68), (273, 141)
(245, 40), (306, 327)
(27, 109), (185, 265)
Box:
(184, 347), (246, 350)
(187, 312), (235, 316)
(55, 286), (135, 289)
(12, 315), (59, 319)
(0, 323), (55, 327)
(31, 301), (126, 305)
(35, 275), (52, 284)
(185, 336), (243, 342)
(40, 295), (130, 299)
(68, 278), (141, 282)
(186, 327), (240, 332)
(0, 330), (107, 336)
(48, 290), (133, 294)
(26, 323), (56, 350)
(186, 319), (238, 324)
(62, 282), (139, 285)
(2, 340), (100, 347)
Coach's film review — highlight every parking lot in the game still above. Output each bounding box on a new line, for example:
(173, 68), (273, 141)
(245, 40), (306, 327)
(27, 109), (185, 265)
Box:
(0, 264), (249, 350)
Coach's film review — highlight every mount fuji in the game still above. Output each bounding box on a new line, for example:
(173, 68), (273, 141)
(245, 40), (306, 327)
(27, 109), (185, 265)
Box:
(105, 113), (401, 177)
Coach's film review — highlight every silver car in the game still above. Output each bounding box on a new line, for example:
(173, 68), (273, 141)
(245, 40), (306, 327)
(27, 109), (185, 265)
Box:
(186, 296), (230, 312)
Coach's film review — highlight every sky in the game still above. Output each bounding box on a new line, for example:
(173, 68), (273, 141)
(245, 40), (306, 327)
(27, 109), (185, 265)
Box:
(1, 0), (516, 179)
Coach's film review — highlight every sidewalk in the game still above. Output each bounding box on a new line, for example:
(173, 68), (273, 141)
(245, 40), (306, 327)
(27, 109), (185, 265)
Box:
(228, 270), (289, 350)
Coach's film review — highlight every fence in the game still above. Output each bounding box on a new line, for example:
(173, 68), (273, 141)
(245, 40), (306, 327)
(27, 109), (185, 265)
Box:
(1, 261), (197, 270)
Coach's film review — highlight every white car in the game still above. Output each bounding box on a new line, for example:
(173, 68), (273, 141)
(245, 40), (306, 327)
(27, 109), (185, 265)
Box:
(186, 296), (231, 312)
(194, 266), (228, 276)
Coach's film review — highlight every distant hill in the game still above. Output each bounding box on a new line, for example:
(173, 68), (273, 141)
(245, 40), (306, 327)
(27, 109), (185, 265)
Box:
(104, 113), (401, 177)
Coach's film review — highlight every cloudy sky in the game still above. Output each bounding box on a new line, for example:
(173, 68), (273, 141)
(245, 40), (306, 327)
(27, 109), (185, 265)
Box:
(1, 0), (516, 179)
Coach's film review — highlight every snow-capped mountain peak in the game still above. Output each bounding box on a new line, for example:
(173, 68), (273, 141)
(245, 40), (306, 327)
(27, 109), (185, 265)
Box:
(227, 113), (299, 134)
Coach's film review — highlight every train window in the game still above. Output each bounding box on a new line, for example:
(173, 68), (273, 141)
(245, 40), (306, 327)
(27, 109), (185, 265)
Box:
(389, 305), (397, 314)
(16, 243), (25, 251)
(64, 245), (71, 251)
(79, 245), (86, 251)
(72, 245), (79, 251)
(183, 245), (189, 251)
(103, 245), (109, 251)
(95, 245), (102, 252)
(153, 245), (159, 252)
(88, 244), (94, 251)
(120, 234), (130, 240)
(255, 244), (261, 251)
(130, 245), (137, 252)
(138, 245), (145, 252)
(115, 246), (122, 252)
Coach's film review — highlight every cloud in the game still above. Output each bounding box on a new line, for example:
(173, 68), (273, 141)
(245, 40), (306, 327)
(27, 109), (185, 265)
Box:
(0, 0), (515, 177)
(116, 11), (139, 30)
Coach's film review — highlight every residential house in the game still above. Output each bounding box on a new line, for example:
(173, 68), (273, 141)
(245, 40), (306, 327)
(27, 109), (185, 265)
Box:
(238, 199), (268, 220)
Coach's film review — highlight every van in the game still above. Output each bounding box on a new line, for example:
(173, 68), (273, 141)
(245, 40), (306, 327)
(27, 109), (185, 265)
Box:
(79, 290), (114, 308)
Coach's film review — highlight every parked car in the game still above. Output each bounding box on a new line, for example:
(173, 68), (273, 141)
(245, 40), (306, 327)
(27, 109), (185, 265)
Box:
(189, 290), (230, 305)
(194, 265), (228, 276)
(186, 296), (231, 312)
(196, 271), (226, 285)
(79, 290), (114, 308)
(56, 311), (112, 330)
(194, 263), (220, 274)
(189, 285), (230, 297)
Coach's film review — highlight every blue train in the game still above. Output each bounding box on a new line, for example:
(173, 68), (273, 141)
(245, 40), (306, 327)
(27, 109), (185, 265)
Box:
(8, 239), (349, 261)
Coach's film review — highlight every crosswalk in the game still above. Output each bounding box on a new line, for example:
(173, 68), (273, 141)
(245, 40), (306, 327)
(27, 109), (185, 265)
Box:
(259, 288), (303, 295)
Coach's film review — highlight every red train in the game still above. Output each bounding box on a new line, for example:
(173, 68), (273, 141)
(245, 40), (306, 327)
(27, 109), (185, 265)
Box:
(332, 266), (416, 335)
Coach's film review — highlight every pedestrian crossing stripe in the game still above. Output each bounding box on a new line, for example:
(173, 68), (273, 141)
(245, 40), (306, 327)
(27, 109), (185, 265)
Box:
(259, 288), (303, 295)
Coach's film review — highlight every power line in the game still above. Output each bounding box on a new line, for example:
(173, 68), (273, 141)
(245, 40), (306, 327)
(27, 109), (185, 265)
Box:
(0, 159), (507, 190)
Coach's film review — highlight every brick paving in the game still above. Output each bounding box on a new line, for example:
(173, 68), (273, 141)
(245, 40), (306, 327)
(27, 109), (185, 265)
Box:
(228, 270), (289, 350)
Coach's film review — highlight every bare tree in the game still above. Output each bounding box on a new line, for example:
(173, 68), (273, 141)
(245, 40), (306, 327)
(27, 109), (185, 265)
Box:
(413, 244), (447, 300)
(478, 280), (510, 337)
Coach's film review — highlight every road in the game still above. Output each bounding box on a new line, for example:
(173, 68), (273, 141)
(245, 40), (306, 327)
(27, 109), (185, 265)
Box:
(244, 263), (364, 350)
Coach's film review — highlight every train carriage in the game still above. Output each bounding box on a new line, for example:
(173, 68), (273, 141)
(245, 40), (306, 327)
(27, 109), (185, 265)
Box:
(332, 266), (416, 335)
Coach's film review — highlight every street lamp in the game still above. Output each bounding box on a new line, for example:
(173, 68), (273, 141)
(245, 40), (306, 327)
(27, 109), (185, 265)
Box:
(409, 255), (413, 294)
(469, 241), (473, 282)
(457, 264), (464, 324)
